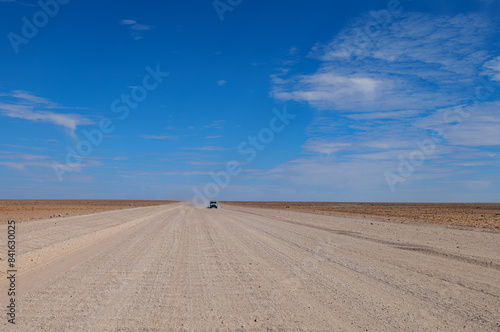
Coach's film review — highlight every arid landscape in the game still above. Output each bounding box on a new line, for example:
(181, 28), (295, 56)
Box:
(0, 200), (175, 224)
(1, 201), (499, 330)
(2, 0), (500, 330)
(3, 200), (500, 231)
(224, 201), (500, 230)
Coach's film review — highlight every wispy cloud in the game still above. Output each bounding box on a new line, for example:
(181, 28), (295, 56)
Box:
(0, 158), (100, 172)
(204, 120), (224, 129)
(217, 80), (227, 86)
(273, 13), (495, 113)
(346, 110), (423, 121)
(185, 146), (227, 151)
(302, 139), (351, 155)
(262, 11), (500, 198)
(120, 19), (152, 40)
(140, 135), (177, 140)
(415, 102), (500, 146)
(0, 161), (36, 171)
(0, 91), (93, 137)
(0, 152), (54, 171)
(9, 90), (59, 107)
(161, 171), (208, 176)
(0, 153), (50, 161)
(3, 144), (48, 151)
(118, 170), (209, 177)
(483, 56), (500, 81)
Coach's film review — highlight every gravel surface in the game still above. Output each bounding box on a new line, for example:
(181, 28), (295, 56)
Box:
(224, 201), (500, 230)
(0, 200), (175, 224)
(0, 203), (499, 331)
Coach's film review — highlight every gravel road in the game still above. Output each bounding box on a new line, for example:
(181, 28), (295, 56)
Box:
(1, 203), (499, 331)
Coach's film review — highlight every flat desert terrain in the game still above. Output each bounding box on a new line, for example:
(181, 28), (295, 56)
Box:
(224, 201), (500, 230)
(0, 202), (499, 331)
(0, 200), (175, 224)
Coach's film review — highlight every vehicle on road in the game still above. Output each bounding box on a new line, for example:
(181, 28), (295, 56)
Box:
(209, 201), (219, 209)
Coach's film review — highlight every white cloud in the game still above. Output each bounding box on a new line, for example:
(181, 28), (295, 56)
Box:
(217, 80), (227, 86)
(0, 161), (28, 170)
(261, 11), (500, 199)
(483, 56), (500, 81)
(0, 91), (93, 136)
(273, 12), (494, 112)
(302, 139), (351, 155)
(274, 73), (383, 110)
(3, 143), (48, 151)
(0, 153), (50, 161)
(0, 104), (92, 131)
(186, 146), (227, 151)
(10, 90), (59, 107)
(120, 19), (152, 40)
(140, 135), (177, 140)
(416, 102), (500, 146)
(0, 152), (55, 171)
(120, 19), (137, 25)
(204, 120), (224, 129)
(346, 110), (423, 120)
(161, 171), (208, 176)
(265, 157), (391, 195)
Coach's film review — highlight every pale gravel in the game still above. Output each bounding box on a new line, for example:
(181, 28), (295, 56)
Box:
(0, 203), (499, 331)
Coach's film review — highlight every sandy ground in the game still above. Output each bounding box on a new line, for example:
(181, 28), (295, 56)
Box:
(0, 203), (499, 331)
(0, 200), (175, 224)
(223, 201), (500, 230)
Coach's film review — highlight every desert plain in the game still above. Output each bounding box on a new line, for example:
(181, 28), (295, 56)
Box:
(0, 201), (499, 331)
(223, 201), (500, 230)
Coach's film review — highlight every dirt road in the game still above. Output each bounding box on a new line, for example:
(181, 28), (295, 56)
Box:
(1, 203), (499, 331)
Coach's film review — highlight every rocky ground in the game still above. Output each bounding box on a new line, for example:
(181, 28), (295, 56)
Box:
(1, 203), (499, 331)
(0, 200), (175, 223)
(223, 202), (500, 231)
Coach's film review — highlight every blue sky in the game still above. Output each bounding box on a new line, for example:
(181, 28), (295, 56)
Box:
(0, 0), (499, 202)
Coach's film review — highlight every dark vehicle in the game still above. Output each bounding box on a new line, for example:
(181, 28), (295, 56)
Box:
(209, 201), (219, 209)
